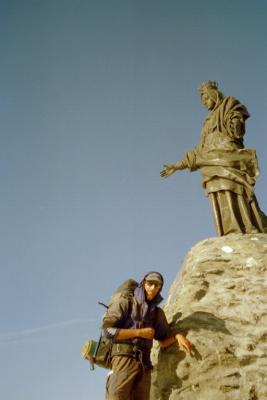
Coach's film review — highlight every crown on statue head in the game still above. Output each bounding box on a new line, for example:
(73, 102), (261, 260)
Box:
(198, 81), (218, 93)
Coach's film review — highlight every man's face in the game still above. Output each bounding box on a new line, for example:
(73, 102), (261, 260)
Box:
(144, 280), (161, 301)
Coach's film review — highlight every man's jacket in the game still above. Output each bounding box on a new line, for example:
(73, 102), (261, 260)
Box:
(102, 283), (169, 354)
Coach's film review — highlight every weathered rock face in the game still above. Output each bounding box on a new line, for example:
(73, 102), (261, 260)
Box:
(151, 234), (267, 400)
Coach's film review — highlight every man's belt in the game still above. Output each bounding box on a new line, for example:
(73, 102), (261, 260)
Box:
(111, 343), (148, 358)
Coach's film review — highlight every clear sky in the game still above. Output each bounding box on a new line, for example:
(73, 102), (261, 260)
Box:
(1, 0), (267, 398)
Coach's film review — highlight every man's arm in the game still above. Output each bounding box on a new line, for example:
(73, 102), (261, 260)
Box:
(102, 297), (155, 341)
(159, 333), (192, 353)
(154, 308), (192, 353)
(116, 327), (155, 341)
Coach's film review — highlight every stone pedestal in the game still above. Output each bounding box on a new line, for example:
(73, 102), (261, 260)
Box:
(151, 234), (267, 400)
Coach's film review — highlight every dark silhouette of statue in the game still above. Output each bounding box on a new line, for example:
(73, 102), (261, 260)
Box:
(160, 81), (267, 235)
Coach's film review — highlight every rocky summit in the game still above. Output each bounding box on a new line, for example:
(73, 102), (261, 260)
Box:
(151, 234), (267, 400)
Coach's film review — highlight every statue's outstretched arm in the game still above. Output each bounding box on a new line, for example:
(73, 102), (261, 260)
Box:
(160, 159), (187, 178)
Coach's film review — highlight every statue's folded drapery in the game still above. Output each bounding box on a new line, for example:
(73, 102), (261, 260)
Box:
(182, 95), (267, 235)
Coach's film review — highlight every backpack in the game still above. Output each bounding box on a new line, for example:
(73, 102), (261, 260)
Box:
(81, 278), (138, 370)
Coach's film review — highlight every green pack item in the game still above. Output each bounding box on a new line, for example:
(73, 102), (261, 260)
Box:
(81, 278), (138, 370)
(81, 336), (112, 370)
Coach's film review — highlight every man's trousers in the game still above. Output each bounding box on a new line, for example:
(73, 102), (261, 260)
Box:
(105, 355), (151, 400)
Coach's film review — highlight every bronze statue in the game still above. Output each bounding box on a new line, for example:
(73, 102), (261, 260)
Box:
(160, 81), (267, 235)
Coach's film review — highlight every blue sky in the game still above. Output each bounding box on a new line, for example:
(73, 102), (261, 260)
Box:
(1, 1), (267, 398)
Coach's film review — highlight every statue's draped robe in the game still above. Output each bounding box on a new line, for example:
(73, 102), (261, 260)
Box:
(183, 96), (267, 235)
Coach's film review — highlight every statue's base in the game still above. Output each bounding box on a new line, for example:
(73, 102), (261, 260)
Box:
(151, 234), (267, 400)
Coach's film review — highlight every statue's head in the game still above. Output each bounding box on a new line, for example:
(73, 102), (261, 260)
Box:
(198, 81), (224, 110)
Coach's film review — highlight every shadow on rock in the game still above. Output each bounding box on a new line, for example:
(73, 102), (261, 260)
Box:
(189, 343), (202, 361)
(172, 311), (231, 335)
(151, 346), (185, 400)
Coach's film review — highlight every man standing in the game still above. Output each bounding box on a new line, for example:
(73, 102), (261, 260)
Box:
(103, 271), (192, 400)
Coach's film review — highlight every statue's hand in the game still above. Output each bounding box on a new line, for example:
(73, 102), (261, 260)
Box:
(160, 164), (177, 178)
(160, 161), (185, 178)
